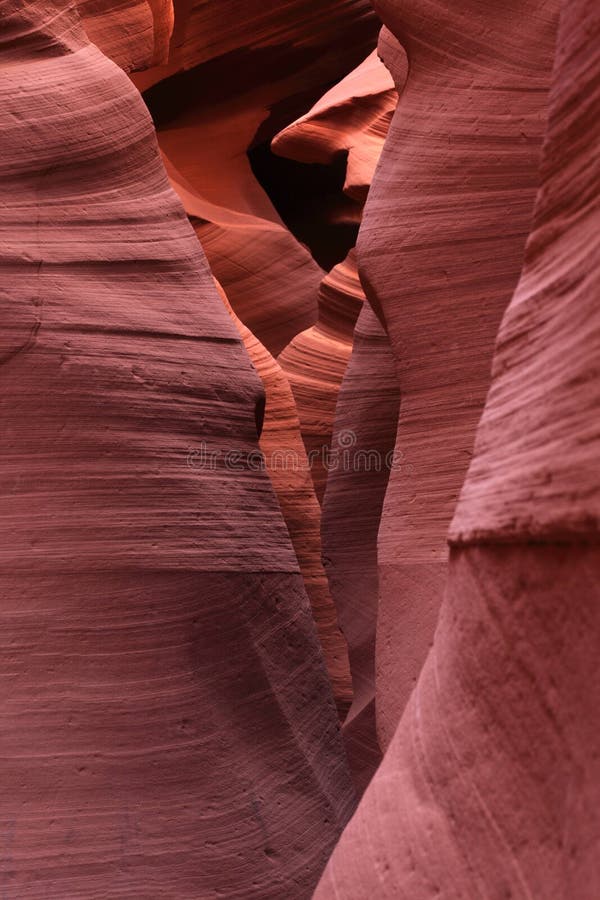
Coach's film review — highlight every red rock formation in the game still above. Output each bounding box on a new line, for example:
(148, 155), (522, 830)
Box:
(278, 250), (364, 503)
(134, 0), (379, 90)
(321, 300), (399, 793)
(448, 8), (600, 547)
(315, 0), (600, 895)
(0, 3), (355, 895)
(173, 0), (376, 71)
(126, 2), (381, 356)
(217, 283), (353, 718)
(358, 0), (560, 749)
(272, 49), (399, 204)
(160, 144), (322, 357)
(272, 48), (403, 790)
(126, 4), (380, 356)
(270, 50), (399, 495)
(78, 0), (173, 71)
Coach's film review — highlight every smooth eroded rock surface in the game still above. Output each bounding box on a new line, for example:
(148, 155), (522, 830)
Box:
(321, 299), (399, 793)
(0, 3), (354, 895)
(278, 251), (364, 503)
(359, 0), (560, 748)
(77, 0), (173, 72)
(272, 49), (399, 203)
(315, 1), (600, 895)
(217, 283), (353, 718)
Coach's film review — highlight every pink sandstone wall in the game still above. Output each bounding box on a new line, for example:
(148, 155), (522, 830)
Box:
(0, 2), (354, 895)
(315, 0), (600, 896)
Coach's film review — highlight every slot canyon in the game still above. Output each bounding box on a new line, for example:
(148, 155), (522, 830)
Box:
(0, 0), (598, 897)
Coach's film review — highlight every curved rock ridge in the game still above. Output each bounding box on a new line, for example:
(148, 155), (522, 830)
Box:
(272, 42), (404, 792)
(216, 282), (353, 718)
(172, 0), (377, 71)
(321, 299), (399, 794)
(449, 0), (600, 545)
(272, 49), (400, 203)
(0, 3), (355, 896)
(358, 0), (561, 749)
(278, 250), (365, 503)
(377, 25), (406, 91)
(133, 0), (379, 91)
(162, 148), (322, 357)
(127, 3), (382, 356)
(315, 3), (600, 895)
(77, 0), (174, 72)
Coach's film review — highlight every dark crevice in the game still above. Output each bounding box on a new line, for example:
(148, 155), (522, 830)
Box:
(249, 142), (361, 272)
(141, 37), (378, 273)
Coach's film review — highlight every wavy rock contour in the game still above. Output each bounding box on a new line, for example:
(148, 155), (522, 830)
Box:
(321, 299), (400, 793)
(359, 0), (560, 748)
(0, 3), (354, 896)
(217, 283), (353, 718)
(315, 0), (600, 895)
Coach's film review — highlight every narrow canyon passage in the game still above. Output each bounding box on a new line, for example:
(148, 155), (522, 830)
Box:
(1, 1), (599, 898)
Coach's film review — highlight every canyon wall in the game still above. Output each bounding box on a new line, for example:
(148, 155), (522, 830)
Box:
(321, 300), (399, 793)
(77, 0), (173, 71)
(217, 284), (352, 718)
(360, 0), (560, 749)
(315, 0), (600, 895)
(2, 0), (599, 896)
(0, 2), (354, 896)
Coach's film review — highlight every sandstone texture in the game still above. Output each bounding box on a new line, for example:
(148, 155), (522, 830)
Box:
(133, 0), (379, 90)
(315, 0), (600, 896)
(0, 3), (354, 895)
(272, 49), (399, 204)
(131, 0), (381, 354)
(3, 0), (599, 896)
(77, 0), (174, 71)
(217, 283), (353, 718)
(162, 149), (321, 357)
(321, 300), (399, 793)
(274, 51), (398, 504)
(359, 0), (561, 749)
(278, 251), (364, 503)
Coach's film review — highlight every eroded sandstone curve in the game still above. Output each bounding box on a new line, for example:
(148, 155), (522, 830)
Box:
(0, 3), (354, 895)
(278, 250), (364, 503)
(78, 0), (173, 72)
(217, 282), (353, 718)
(321, 299), (399, 794)
(315, 1), (600, 896)
(272, 49), (400, 203)
(162, 150), (322, 357)
(359, 0), (561, 748)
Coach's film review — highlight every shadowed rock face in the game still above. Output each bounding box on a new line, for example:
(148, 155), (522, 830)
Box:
(358, 0), (561, 749)
(272, 49), (398, 204)
(217, 283), (353, 719)
(273, 52), (398, 508)
(130, 2), (381, 356)
(0, 2), (355, 895)
(321, 299), (400, 794)
(315, 0), (600, 896)
(137, 0), (379, 88)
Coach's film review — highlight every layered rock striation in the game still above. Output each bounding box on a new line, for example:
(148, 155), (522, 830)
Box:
(0, 3), (354, 896)
(321, 300), (400, 793)
(315, 0), (600, 896)
(359, 0), (560, 748)
(217, 283), (353, 718)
